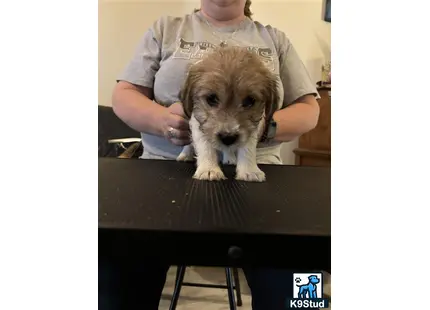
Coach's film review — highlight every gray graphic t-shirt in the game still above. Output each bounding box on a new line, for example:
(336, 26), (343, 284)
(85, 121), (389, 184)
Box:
(118, 12), (319, 164)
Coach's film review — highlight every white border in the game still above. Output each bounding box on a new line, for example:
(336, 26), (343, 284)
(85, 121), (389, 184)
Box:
(334, 0), (430, 309)
(0, 0), (98, 309)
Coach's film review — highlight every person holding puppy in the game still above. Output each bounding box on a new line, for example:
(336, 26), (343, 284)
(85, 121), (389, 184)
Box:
(105, 0), (321, 309)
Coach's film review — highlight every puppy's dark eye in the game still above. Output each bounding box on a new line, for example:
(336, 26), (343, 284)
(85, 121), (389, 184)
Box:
(242, 96), (256, 108)
(206, 94), (219, 107)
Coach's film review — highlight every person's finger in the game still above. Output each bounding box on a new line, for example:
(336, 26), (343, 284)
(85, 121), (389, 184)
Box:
(175, 129), (191, 140)
(165, 127), (190, 142)
(168, 102), (186, 116)
(170, 137), (191, 146)
(168, 114), (189, 131)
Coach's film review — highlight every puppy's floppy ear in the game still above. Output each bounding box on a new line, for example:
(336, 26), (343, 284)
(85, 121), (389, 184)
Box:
(264, 73), (280, 120)
(180, 62), (201, 119)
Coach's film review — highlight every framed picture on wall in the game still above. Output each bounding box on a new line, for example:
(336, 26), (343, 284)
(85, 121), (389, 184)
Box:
(324, 0), (331, 23)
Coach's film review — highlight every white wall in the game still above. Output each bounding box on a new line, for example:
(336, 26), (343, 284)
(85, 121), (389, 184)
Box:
(98, 0), (331, 164)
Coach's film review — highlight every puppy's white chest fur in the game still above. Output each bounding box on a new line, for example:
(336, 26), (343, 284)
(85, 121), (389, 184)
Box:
(220, 147), (237, 165)
(177, 114), (266, 182)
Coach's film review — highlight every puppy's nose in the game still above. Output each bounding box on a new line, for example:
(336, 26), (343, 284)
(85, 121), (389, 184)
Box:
(217, 133), (239, 146)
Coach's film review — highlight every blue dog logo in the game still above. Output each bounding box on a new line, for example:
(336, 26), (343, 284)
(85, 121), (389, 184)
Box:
(295, 275), (320, 299)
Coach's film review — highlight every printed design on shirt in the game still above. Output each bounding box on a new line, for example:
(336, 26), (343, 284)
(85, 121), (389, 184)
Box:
(172, 38), (275, 71)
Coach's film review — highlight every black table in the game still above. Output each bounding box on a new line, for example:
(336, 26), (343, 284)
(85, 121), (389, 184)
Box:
(99, 158), (331, 271)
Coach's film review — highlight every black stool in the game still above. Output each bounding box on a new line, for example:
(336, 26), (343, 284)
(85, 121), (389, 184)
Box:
(169, 266), (243, 310)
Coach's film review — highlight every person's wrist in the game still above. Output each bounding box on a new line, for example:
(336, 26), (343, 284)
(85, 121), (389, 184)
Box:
(156, 106), (170, 138)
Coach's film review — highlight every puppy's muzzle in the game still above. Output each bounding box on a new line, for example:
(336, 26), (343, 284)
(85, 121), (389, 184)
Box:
(217, 132), (239, 146)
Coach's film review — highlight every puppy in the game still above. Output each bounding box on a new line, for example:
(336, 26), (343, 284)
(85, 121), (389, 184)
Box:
(177, 46), (279, 182)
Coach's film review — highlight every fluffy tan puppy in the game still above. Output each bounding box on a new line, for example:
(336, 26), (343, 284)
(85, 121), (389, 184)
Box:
(177, 46), (279, 182)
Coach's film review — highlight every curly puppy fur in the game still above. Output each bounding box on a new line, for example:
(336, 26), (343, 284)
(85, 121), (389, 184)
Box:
(177, 46), (279, 182)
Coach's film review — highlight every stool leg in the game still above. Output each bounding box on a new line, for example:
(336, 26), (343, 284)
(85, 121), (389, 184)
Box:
(170, 266), (186, 310)
(174, 266), (181, 289)
(232, 268), (242, 306)
(225, 268), (237, 310)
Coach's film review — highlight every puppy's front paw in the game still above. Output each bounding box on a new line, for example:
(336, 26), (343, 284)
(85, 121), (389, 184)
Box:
(236, 166), (266, 182)
(193, 166), (226, 181)
(177, 152), (195, 162)
(177, 145), (195, 162)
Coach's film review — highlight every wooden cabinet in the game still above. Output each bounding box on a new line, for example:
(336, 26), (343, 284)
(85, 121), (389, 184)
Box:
(293, 85), (331, 167)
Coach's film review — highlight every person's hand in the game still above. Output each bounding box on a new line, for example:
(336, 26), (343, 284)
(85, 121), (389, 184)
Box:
(161, 102), (191, 146)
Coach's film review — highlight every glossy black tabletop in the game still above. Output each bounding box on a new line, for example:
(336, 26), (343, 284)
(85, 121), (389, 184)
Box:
(98, 158), (331, 270)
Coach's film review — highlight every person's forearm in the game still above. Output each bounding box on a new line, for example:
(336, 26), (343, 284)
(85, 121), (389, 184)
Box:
(112, 83), (167, 137)
(272, 101), (320, 142)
